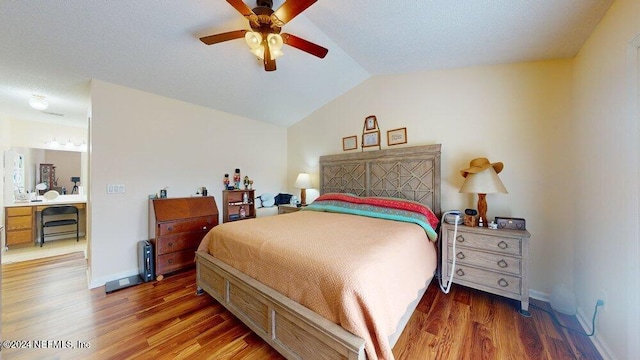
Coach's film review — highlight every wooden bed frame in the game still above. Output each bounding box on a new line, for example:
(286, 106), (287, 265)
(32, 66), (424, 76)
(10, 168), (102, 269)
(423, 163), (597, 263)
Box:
(196, 144), (441, 360)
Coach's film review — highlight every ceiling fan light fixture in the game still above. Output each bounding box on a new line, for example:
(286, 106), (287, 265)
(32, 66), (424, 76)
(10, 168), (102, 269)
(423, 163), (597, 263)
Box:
(29, 94), (48, 111)
(271, 48), (284, 59)
(267, 33), (283, 50)
(244, 31), (262, 49)
(251, 46), (265, 60)
(267, 33), (284, 59)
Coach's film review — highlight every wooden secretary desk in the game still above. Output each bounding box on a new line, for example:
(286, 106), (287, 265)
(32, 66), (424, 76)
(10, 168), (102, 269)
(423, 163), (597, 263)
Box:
(148, 196), (219, 280)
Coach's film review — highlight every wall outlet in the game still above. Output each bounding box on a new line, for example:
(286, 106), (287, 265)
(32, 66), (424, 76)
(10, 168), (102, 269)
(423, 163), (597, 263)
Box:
(107, 184), (125, 194)
(597, 290), (607, 312)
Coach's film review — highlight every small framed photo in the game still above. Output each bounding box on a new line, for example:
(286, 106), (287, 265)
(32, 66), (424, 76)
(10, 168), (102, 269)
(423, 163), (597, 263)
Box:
(363, 131), (380, 147)
(342, 135), (357, 151)
(365, 115), (377, 131)
(387, 127), (407, 146)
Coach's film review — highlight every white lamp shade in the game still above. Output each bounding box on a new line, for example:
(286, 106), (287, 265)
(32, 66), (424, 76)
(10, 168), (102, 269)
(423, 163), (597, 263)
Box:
(459, 167), (507, 194)
(295, 173), (312, 189)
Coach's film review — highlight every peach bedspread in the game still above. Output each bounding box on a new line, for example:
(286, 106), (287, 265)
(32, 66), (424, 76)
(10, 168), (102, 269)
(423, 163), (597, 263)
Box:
(197, 210), (437, 360)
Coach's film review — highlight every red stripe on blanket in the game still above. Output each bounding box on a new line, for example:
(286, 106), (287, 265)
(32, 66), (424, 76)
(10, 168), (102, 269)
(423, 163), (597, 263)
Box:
(315, 193), (439, 229)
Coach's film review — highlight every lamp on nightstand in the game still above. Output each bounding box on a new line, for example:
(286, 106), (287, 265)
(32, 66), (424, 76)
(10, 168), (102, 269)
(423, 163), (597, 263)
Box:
(294, 172), (312, 206)
(459, 158), (507, 226)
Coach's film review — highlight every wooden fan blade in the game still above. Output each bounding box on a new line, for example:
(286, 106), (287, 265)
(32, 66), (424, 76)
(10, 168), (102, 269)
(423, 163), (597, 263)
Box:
(227, 0), (259, 25)
(264, 43), (276, 71)
(281, 33), (328, 58)
(227, 0), (254, 17)
(200, 30), (248, 45)
(271, 0), (317, 26)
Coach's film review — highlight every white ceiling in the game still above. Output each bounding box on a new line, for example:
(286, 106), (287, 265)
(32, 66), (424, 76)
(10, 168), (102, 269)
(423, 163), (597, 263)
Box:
(0, 0), (613, 128)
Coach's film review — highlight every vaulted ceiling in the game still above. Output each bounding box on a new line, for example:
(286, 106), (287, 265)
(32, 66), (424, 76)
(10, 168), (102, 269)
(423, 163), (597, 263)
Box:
(0, 0), (613, 128)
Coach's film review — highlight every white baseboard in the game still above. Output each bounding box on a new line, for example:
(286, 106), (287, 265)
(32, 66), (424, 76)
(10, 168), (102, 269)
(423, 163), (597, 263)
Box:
(575, 306), (617, 360)
(529, 289), (616, 360)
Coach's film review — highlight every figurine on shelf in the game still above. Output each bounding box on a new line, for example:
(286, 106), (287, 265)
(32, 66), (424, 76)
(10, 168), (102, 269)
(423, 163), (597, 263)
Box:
(239, 206), (246, 218)
(234, 169), (241, 189)
(243, 176), (250, 189)
(223, 174), (230, 189)
(248, 180), (253, 190)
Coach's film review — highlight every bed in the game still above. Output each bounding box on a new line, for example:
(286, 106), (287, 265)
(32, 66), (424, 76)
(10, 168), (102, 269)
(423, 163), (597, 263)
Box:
(195, 144), (441, 360)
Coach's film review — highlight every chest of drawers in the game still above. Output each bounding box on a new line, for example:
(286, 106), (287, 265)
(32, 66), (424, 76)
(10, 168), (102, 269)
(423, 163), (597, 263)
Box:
(149, 196), (219, 280)
(441, 223), (531, 313)
(5, 206), (34, 247)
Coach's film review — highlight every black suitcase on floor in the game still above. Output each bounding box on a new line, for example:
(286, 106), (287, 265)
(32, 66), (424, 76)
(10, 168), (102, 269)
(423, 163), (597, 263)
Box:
(138, 240), (154, 282)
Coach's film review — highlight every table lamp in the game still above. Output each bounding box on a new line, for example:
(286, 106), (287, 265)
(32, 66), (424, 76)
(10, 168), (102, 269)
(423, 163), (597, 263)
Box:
(294, 172), (312, 206)
(459, 158), (507, 226)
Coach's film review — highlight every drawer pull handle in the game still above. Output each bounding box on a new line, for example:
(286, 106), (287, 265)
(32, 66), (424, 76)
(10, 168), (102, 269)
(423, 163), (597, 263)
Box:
(498, 278), (509, 287)
(456, 269), (465, 276)
(168, 242), (173, 248)
(497, 241), (508, 249)
(456, 235), (465, 243)
(167, 226), (174, 231)
(202, 226), (207, 230)
(497, 259), (508, 268)
(456, 252), (465, 260)
(168, 259), (174, 264)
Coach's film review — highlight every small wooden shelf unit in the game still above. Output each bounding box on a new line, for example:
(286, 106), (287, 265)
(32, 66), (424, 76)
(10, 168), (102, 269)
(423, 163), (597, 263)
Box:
(222, 190), (256, 223)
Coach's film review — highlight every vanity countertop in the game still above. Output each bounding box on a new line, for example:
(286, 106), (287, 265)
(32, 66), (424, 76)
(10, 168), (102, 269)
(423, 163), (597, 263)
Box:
(5, 195), (87, 208)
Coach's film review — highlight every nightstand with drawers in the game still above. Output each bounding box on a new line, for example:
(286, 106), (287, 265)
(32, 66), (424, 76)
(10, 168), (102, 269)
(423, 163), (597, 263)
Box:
(277, 204), (303, 214)
(440, 223), (531, 314)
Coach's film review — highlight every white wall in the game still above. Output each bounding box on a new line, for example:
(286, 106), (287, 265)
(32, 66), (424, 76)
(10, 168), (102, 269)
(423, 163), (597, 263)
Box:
(289, 60), (575, 296)
(88, 80), (288, 287)
(571, 0), (640, 358)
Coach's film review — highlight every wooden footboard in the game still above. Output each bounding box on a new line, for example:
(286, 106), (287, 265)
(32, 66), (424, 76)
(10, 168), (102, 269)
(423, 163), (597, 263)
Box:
(195, 251), (366, 360)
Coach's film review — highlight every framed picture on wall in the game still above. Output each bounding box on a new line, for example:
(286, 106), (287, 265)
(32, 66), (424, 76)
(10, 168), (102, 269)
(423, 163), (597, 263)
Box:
(387, 127), (407, 146)
(342, 135), (357, 151)
(364, 115), (378, 131)
(362, 131), (380, 148)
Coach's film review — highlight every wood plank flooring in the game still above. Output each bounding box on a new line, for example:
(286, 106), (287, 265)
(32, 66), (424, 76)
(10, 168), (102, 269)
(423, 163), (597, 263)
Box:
(1, 252), (602, 359)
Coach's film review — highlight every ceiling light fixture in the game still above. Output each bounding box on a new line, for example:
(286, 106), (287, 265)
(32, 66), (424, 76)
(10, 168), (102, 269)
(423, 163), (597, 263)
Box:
(48, 138), (60, 149)
(29, 95), (49, 111)
(65, 139), (75, 150)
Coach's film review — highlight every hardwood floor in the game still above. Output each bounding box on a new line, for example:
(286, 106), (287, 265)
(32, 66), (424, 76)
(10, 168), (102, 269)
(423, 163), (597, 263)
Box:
(1, 252), (602, 360)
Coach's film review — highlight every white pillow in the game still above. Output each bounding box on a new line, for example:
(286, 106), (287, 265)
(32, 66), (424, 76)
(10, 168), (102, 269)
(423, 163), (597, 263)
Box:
(258, 193), (275, 207)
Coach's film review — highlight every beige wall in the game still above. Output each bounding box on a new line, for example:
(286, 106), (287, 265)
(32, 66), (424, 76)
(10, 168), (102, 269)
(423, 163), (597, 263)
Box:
(289, 59), (575, 296)
(571, 0), (640, 358)
(44, 150), (81, 192)
(8, 118), (87, 150)
(88, 80), (288, 287)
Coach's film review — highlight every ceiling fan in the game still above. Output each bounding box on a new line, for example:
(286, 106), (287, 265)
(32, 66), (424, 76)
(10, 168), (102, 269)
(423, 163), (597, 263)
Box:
(200, 0), (328, 71)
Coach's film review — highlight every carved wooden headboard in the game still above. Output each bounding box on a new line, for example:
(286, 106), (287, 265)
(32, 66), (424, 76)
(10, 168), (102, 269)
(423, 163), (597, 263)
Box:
(319, 144), (442, 218)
